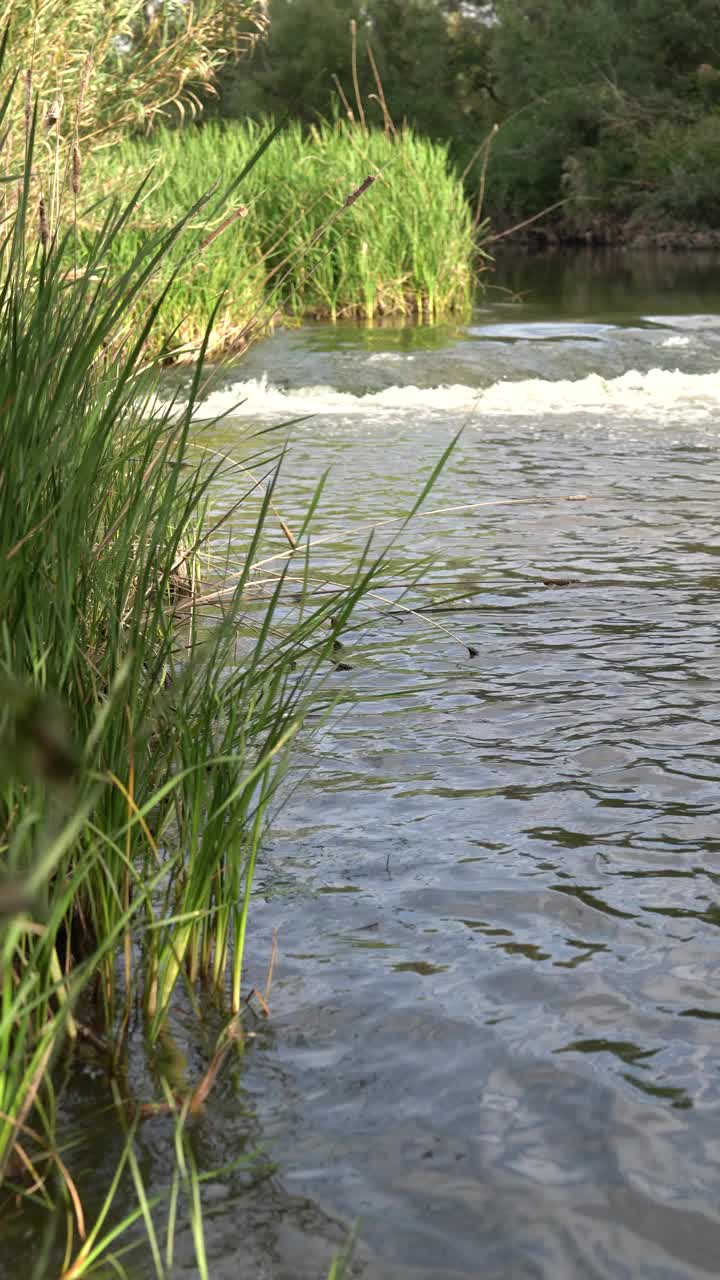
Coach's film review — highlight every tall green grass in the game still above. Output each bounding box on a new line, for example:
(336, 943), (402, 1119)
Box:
(82, 118), (477, 355)
(0, 54), (399, 1275)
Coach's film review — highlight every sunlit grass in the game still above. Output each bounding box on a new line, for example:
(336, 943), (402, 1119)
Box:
(0, 41), (403, 1273)
(82, 118), (479, 356)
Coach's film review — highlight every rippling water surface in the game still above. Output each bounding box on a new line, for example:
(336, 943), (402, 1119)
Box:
(183, 252), (720, 1280)
(19, 253), (720, 1280)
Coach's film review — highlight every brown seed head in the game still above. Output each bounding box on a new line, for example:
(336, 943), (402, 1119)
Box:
(43, 100), (61, 131)
(72, 143), (81, 195)
(24, 69), (32, 136)
(38, 195), (49, 249)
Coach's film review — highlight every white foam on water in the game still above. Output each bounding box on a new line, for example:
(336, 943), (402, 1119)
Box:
(477, 367), (720, 416)
(192, 367), (720, 422)
(643, 314), (720, 331)
(195, 375), (479, 418)
(660, 336), (691, 348)
(366, 352), (415, 362)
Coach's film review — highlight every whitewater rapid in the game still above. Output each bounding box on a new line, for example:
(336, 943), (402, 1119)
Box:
(193, 366), (720, 424)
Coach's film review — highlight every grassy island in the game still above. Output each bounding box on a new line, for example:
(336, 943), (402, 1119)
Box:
(81, 119), (477, 358)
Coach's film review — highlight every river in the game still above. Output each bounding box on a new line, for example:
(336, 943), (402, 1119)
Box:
(175, 249), (720, 1280)
(15, 250), (720, 1279)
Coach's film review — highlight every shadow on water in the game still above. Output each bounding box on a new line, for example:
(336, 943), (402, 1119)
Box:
(0, 1011), (362, 1280)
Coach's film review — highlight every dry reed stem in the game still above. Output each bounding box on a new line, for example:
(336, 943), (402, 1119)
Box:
(350, 19), (367, 133)
(264, 928), (278, 1002)
(367, 42), (397, 139)
(188, 1015), (245, 1112)
(71, 142), (81, 196)
(364, 585), (477, 655)
(475, 123), (498, 229)
(246, 987), (270, 1018)
(0, 1036), (53, 1183)
(183, 496), (594, 610)
(332, 72), (356, 124)
(0, 1107), (86, 1239)
(77, 52), (93, 120)
(247, 494), (593, 575)
(485, 198), (574, 245)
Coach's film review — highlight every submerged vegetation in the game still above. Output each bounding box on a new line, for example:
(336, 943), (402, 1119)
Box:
(82, 118), (477, 356)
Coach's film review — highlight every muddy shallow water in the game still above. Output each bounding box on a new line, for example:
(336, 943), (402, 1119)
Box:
(9, 252), (720, 1279)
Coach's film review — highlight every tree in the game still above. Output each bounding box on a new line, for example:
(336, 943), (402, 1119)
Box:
(216, 0), (495, 148)
(484, 0), (720, 225)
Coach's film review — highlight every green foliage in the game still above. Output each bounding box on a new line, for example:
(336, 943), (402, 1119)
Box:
(0, 51), (401, 1271)
(215, 0), (720, 232)
(634, 112), (720, 225)
(215, 0), (493, 151)
(81, 118), (475, 352)
(485, 0), (720, 226)
(218, 0), (362, 121)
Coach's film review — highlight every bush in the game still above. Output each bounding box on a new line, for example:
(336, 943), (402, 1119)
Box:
(634, 113), (720, 226)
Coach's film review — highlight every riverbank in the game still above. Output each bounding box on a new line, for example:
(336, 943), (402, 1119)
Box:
(0, 74), (395, 1275)
(81, 120), (477, 360)
(495, 217), (720, 252)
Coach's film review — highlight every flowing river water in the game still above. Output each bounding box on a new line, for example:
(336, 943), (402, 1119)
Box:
(11, 251), (720, 1279)
(177, 250), (720, 1280)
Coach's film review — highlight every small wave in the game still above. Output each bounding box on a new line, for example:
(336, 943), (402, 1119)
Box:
(643, 314), (720, 331)
(478, 368), (720, 416)
(366, 352), (415, 363)
(191, 367), (720, 422)
(469, 321), (608, 341)
(660, 336), (691, 349)
(195, 375), (482, 418)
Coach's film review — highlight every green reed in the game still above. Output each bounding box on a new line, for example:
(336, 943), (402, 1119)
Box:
(82, 117), (478, 356)
(0, 47), (398, 1274)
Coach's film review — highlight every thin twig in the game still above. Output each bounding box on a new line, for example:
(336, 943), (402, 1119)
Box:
(350, 19), (367, 133)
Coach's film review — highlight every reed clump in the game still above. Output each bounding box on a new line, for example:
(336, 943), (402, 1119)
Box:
(0, 44), (392, 1276)
(81, 118), (477, 357)
(0, 0), (264, 163)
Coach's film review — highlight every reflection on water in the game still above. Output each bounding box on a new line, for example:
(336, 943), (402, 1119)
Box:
(489, 247), (720, 318)
(10, 253), (720, 1280)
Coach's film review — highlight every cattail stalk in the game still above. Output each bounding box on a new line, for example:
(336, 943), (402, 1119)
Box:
(342, 174), (376, 210)
(23, 69), (32, 144)
(72, 142), (81, 196)
(38, 195), (49, 249)
(197, 204), (248, 254)
(77, 53), (93, 124)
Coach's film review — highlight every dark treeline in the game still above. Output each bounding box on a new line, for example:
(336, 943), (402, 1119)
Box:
(216, 0), (720, 234)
